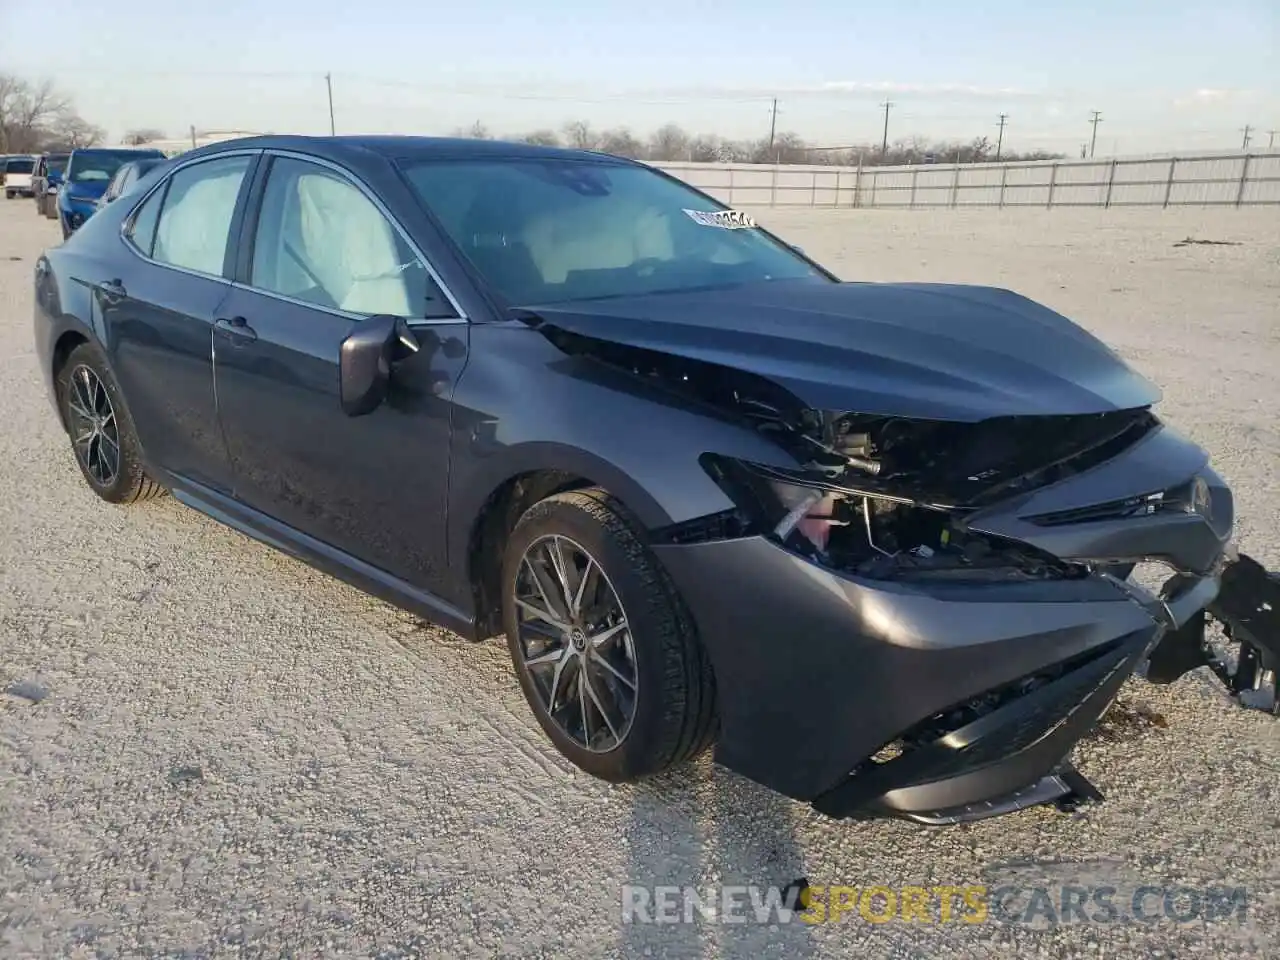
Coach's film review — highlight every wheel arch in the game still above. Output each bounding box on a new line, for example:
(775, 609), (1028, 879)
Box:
(458, 444), (672, 639)
(49, 329), (91, 431)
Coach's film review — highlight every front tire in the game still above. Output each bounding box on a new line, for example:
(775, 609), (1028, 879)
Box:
(501, 488), (716, 783)
(56, 342), (166, 504)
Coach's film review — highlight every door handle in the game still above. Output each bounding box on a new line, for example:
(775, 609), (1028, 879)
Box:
(97, 278), (127, 300)
(215, 316), (258, 343)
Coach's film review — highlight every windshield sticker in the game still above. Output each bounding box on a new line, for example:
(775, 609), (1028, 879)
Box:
(683, 208), (758, 229)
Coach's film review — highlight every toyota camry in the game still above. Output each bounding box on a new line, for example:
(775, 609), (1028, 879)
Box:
(32, 135), (1278, 825)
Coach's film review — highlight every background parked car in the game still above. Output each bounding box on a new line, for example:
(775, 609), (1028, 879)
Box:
(57, 146), (166, 238)
(32, 152), (70, 218)
(95, 157), (169, 211)
(3, 156), (36, 199)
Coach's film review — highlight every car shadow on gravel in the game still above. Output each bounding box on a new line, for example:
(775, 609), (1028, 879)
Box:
(619, 759), (817, 959)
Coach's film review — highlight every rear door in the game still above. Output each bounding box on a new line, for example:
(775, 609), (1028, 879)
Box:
(212, 151), (469, 595)
(101, 151), (260, 492)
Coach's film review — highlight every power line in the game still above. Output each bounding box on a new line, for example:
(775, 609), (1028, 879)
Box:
(1088, 110), (1103, 158)
(880, 101), (893, 155)
(996, 113), (1008, 160)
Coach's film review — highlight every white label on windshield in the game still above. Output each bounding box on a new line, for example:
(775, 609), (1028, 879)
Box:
(682, 208), (758, 229)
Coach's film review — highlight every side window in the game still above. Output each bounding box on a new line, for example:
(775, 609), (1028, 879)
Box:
(151, 155), (252, 276)
(250, 156), (454, 319)
(105, 167), (128, 200)
(126, 185), (165, 257)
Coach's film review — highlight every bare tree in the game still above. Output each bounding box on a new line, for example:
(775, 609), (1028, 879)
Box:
(45, 111), (105, 149)
(467, 115), (1067, 168)
(561, 120), (597, 150)
(597, 127), (644, 159)
(0, 74), (70, 152)
(517, 129), (561, 147)
(648, 123), (690, 161)
(123, 127), (165, 146)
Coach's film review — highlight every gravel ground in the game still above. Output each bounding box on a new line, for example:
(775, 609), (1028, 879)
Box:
(1, 200), (1278, 958)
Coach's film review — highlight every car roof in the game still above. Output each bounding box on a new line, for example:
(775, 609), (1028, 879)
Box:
(71, 146), (165, 155)
(175, 134), (638, 167)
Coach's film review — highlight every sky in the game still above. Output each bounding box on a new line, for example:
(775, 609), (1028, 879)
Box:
(1, 0), (1276, 155)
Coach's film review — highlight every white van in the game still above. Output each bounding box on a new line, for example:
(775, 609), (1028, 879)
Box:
(4, 156), (36, 199)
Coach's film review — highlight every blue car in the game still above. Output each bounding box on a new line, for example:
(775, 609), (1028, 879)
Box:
(58, 147), (166, 238)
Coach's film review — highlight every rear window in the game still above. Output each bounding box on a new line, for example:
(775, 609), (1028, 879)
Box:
(68, 150), (164, 184)
(5, 159), (34, 174)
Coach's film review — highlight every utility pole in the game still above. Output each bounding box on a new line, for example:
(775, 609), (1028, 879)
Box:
(1240, 125), (1252, 149)
(325, 72), (336, 136)
(880, 101), (893, 156)
(767, 98), (778, 153)
(996, 113), (1008, 160)
(1088, 110), (1103, 158)
(1267, 129), (1277, 149)
(189, 125), (197, 149)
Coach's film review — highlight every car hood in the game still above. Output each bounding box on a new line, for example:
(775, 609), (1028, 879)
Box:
(522, 279), (1160, 422)
(64, 181), (107, 200)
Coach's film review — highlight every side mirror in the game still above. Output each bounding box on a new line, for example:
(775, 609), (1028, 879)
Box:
(339, 314), (419, 417)
(791, 244), (806, 255)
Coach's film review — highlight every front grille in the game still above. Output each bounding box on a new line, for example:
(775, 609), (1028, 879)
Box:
(1026, 476), (1212, 528)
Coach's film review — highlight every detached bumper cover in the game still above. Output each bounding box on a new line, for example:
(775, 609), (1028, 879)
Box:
(653, 535), (1217, 823)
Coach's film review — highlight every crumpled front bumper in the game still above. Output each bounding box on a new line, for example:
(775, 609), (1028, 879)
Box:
(652, 419), (1240, 823)
(654, 534), (1218, 823)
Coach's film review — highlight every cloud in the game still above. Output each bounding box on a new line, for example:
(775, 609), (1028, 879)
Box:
(814, 81), (1037, 99)
(1173, 88), (1256, 108)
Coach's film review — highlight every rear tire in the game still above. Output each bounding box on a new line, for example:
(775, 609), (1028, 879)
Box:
(4, 191), (13, 200)
(501, 487), (717, 783)
(56, 342), (166, 504)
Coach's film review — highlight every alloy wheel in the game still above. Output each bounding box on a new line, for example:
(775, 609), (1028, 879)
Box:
(513, 534), (639, 752)
(66, 364), (121, 487)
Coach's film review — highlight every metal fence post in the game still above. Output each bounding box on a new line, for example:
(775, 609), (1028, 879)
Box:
(811, 169), (818, 207)
(834, 168), (841, 207)
(950, 161), (961, 208)
(1046, 163), (1058, 209)
(1235, 154), (1251, 207)
(1163, 158), (1177, 208)
(998, 166), (1008, 208)
(1104, 159), (1118, 208)
(728, 167), (735, 206)
(855, 154), (863, 208)
(870, 170), (877, 208)
(910, 167), (919, 208)
(770, 163), (778, 207)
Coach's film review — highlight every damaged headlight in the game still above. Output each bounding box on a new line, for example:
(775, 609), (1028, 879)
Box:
(701, 454), (1082, 583)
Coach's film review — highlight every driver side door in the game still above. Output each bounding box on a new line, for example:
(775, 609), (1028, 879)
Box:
(212, 152), (470, 598)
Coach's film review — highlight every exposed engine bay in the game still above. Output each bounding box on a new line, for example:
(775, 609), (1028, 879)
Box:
(536, 320), (1279, 719)
(542, 323), (1154, 581)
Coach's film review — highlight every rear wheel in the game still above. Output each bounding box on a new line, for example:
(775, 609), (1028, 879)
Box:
(501, 488), (717, 782)
(4, 190), (13, 200)
(56, 342), (166, 504)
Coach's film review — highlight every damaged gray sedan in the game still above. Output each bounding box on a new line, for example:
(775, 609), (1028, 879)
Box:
(35, 136), (1278, 826)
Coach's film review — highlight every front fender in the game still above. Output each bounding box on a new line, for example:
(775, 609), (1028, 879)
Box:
(445, 323), (800, 583)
